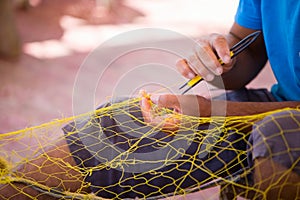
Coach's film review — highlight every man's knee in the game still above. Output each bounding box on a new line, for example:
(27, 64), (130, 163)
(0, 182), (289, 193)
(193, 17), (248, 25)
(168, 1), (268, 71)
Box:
(250, 109), (300, 174)
(249, 109), (300, 199)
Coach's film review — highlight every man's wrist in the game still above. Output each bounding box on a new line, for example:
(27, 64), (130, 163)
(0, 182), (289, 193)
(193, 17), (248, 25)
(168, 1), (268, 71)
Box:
(197, 96), (212, 117)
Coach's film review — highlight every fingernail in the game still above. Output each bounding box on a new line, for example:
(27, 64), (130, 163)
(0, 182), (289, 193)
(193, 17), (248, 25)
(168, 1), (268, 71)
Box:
(223, 55), (231, 63)
(141, 97), (146, 107)
(206, 74), (214, 81)
(216, 67), (223, 75)
(139, 89), (145, 96)
(187, 72), (195, 79)
(150, 95), (159, 104)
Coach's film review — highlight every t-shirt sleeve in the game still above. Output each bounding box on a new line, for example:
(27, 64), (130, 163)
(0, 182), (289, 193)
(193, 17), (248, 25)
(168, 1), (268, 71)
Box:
(235, 0), (262, 30)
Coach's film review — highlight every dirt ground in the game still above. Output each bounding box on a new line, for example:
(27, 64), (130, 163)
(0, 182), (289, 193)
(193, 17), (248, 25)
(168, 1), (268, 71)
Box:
(0, 0), (276, 199)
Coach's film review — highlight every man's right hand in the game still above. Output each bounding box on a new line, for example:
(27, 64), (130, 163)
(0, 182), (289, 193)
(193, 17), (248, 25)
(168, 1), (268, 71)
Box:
(176, 23), (267, 90)
(176, 33), (236, 82)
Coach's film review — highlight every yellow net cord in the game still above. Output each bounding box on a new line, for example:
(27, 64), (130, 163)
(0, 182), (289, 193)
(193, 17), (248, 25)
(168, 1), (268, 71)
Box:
(0, 97), (299, 199)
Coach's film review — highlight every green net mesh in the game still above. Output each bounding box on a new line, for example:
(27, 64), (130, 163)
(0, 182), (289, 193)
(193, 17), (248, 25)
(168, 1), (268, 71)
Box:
(0, 97), (299, 199)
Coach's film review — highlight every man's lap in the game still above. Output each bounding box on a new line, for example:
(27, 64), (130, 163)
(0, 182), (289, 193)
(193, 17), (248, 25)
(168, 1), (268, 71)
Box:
(63, 100), (247, 199)
(63, 88), (299, 198)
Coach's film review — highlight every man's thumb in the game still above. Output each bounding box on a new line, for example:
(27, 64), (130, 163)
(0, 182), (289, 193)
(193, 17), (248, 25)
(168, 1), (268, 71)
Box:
(150, 94), (179, 109)
(150, 94), (160, 105)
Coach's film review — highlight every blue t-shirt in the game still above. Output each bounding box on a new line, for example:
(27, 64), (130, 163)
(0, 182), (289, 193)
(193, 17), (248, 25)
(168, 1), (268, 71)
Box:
(235, 0), (300, 101)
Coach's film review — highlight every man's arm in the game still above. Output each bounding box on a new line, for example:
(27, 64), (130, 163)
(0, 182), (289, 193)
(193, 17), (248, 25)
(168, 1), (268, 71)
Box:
(140, 93), (299, 132)
(145, 94), (300, 117)
(209, 100), (300, 116)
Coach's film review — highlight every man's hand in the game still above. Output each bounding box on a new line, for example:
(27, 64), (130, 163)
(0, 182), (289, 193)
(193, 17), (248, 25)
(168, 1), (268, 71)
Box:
(176, 23), (267, 90)
(176, 33), (236, 82)
(139, 90), (211, 133)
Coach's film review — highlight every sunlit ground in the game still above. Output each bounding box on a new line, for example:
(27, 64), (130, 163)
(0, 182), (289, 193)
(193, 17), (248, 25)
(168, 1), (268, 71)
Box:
(23, 0), (239, 58)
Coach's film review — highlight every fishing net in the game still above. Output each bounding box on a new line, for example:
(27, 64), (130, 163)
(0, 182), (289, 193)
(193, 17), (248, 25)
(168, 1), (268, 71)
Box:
(0, 96), (299, 199)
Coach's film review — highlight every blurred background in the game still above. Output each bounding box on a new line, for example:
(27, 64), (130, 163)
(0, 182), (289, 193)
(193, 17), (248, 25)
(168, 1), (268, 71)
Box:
(0, 0), (277, 199)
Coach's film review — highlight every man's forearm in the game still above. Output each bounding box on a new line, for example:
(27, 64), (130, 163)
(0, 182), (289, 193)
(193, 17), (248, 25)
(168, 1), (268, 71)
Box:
(208, 101), (300, 117)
